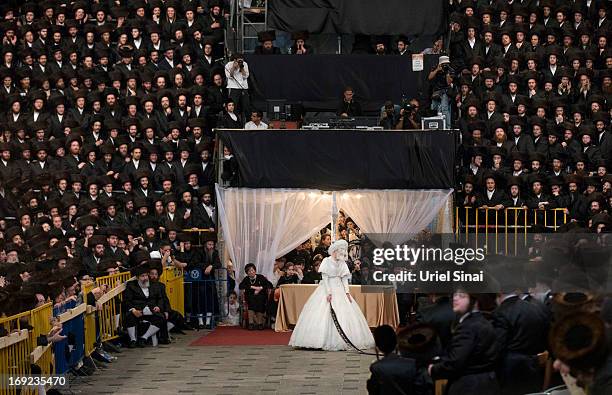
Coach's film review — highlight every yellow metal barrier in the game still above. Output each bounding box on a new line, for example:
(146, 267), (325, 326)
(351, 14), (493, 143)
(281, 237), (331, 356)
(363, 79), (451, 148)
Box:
(0, 268), (185, 393)
(80, 280), (97, 357)
(160, 267), (185, 315)
(28, 303), (54, 378)
(454, 207), (568, 254)
(84, 305), (97, 357)
(0, 302), (54, 395)
(0, 329), (31, 395)
(96, 271), (132, 291)
(95, 273), (131, 343)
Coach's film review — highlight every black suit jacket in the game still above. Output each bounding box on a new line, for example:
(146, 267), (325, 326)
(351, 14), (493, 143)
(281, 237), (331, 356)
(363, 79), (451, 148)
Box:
(492, 295), (549, 356)
(416, 296), (455, 349)
(192, 202), (215, 229)
(477, 189), (509, 207)
(482, 43), (503, 68)
(430, 312), (499, 381)
(367, 353), (432, 395)
(124, 280), (166, 312)
(511, 134), (535, 155)
(461, 39), (484, 60)
(0, 188), (18, 218)
(198, 161), (215, 187)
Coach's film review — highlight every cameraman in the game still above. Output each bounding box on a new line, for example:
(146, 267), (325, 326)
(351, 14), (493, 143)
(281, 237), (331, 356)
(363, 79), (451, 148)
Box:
(379, 101), (399, 129)
(224, 53), (251, 120)
(428, 55), (455, 128)
(395, 103), (420, 129)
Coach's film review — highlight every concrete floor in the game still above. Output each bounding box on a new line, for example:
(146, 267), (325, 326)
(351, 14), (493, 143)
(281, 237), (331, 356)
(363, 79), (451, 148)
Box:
(69, 330), (374, 395)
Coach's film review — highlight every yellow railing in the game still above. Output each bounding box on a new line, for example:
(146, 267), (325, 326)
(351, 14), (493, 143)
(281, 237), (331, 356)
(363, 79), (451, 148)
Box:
(0, 302), (54, 395)
(96, 271), (132, 291)
(81, 280), (98, 357)
(454, 207), (568, 254)
(0, 267), (185, 393)
(160, 267), (185, 315)
(0, 329), (31, 395)
(28, 303), (54, 378)
(95, 272), (131, 343)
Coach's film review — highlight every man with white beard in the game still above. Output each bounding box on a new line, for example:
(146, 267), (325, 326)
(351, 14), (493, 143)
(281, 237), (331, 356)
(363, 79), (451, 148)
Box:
(123, 263), (170, 348)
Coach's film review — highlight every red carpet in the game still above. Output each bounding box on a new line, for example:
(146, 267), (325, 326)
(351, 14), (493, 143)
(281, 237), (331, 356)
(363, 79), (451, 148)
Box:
(190, 326), (292, 346)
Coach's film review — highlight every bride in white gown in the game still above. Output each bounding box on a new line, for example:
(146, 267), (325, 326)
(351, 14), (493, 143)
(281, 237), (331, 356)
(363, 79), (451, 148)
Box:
(289, 239), (375, 351)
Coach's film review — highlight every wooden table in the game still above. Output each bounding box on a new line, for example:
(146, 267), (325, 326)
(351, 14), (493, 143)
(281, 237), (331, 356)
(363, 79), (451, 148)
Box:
(274, 284), (399, 332)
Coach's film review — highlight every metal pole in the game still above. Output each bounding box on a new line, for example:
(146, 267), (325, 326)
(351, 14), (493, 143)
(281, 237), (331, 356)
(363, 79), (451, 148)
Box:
(331, 192), (338, 242)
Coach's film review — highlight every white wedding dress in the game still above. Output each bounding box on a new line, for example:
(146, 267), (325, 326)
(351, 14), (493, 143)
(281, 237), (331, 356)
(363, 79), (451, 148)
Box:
(289, 256), (375, 351)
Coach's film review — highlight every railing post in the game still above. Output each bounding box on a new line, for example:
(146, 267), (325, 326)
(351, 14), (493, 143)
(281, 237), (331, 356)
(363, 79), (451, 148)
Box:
(505, 209), (508, 255)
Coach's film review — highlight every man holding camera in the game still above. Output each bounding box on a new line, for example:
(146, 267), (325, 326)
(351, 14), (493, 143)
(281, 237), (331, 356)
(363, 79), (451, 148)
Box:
(428, 55), (455, 128)
(379, 101), (400, 129)
(395, 104), (420, 130)
(224, 53), (251, 121)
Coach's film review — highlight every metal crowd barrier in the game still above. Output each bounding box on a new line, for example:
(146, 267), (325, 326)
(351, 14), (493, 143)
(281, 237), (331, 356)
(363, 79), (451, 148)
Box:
(454, 207), (568, 254)
(0, 265), (187, 393)
(52, 300), (86, 375)
(94, 272), (131, 343)
(160, 266), (185, 315)
(80, 281), (97, 357)
(0, 302), (54, 395)
(184, 268), (229, 328)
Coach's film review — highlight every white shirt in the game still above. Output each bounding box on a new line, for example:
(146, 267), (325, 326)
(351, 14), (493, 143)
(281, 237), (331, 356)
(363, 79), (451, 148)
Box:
(225, 61), (249, 90)
(244, 121), (268, 130)
(203, 204), (215, 223)
(487, 189), (495, 200)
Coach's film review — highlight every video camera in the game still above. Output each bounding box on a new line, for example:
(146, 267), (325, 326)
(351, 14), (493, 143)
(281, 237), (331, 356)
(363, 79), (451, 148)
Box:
(400, 97), (416, 114)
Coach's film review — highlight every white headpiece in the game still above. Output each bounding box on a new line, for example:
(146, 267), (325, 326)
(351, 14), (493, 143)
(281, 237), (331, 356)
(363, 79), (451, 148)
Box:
(328, 239), (348, 254)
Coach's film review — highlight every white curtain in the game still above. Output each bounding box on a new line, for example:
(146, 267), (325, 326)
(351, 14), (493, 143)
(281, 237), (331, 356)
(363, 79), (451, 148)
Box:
(337, 189), (453, 245)
(216, 185), (332, 281)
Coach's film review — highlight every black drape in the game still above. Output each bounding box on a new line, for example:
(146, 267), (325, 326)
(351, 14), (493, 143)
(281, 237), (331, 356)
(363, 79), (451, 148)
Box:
(269, 0), (446, 37)
(245, 54), (440, 112)
(218, 130), (456, 190)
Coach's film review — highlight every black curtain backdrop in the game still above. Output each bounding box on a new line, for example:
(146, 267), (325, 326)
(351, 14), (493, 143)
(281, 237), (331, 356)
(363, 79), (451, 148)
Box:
(269, 0), (446, 37)
(218, 130), (455, 190)
(245, 54), (440, 112)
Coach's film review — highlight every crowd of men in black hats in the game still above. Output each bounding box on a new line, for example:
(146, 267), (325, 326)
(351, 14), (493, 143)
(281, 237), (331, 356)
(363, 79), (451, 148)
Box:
(0, 0), (234, 325)
(447, 0), (612, 230)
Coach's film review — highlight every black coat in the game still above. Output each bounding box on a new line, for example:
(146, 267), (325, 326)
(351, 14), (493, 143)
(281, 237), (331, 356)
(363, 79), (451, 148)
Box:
(416, 296), (455, 349)
(239, 274), (272, 313)
(124, 279), (166, 312)
(476, 189), (509, 207)
(367, 353), (432, 395)
(510, 134), (535, 155)
(492, 296), (549, 356)
(430, 312), (500, 394)
(493, 295), (550, 393)
(192, 202), (215, 229)
(336, 100), (363, 117)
